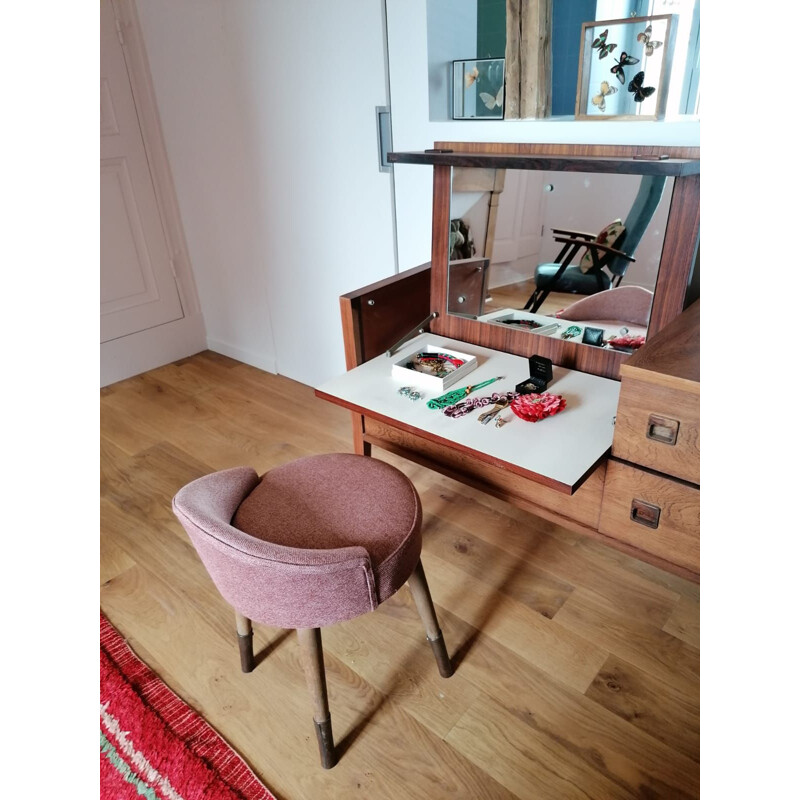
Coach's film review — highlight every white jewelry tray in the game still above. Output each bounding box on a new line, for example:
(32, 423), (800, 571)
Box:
(477, 308), (561, 337)
(391, 343), (478, 392)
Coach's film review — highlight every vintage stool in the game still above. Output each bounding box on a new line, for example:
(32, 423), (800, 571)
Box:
(172, 453), (453, 769)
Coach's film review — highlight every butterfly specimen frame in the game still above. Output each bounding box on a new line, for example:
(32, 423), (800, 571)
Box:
(575, 15), (673, 121)
(452, 58), (505, 120)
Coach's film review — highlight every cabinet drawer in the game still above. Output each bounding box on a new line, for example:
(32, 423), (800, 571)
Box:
(363, 417), (604, 531)
(613, 378), (699, 484)
(599, 460), (699, 575)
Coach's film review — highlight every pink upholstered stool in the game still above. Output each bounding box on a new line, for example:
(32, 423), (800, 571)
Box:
(172, 453), (453, 769)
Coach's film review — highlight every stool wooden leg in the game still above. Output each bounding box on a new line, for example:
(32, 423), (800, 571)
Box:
(407, 559), (454, 678)
(235, 611), (255, 673)
(296, 627), (337, 769)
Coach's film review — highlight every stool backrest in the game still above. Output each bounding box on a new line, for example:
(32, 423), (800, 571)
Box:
(172, 467), (378, 628)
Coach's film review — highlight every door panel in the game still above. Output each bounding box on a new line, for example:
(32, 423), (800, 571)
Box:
(100, 0), (183, 343)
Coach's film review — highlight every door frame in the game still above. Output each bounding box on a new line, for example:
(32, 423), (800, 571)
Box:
(101, 0), (205, 386)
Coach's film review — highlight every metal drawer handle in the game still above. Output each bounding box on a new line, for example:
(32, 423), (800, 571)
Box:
(646, 414), (680, 446)
(630, 499), (661, 529)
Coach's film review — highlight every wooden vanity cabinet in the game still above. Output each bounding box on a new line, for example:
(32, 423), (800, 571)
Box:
(599, 301), (700, 578)
(331, 143), (700, 582)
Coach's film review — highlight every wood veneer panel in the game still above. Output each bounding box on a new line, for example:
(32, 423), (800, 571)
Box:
(340, 262), (432, 366)
(433, 141), (700, 160)
(647, 181), (700, 337)
(391, 151), (699, 176)
(622, 300), (700, 389)
(364, 418), (604, 528)
(613, 379), (700, 485)
(599, 460), (699, 575)
(615, 301), (700, 483)
(424, 142), (699, 380)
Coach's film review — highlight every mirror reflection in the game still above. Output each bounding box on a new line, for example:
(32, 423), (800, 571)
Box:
(447, 167), (673, 351)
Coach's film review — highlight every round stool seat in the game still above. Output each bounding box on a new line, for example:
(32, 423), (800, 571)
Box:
(172, 453), (453, 770)
(232, 453), (422, 614)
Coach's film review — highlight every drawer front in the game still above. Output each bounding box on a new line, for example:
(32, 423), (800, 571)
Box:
(599, 460), (699, 574)
(363, 418), (604, 531)
(613, 379), (699, 484)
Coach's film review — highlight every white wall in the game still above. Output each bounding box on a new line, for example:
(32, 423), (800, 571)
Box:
(134, 0), (396, 386)
(131, 0), (699, 386)
(385, 0), (701, 275)
(426, 0), (478, 120)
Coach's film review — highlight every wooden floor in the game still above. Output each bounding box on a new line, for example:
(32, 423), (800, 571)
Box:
(484, 280), (578, 317)
(100, 351), (699, 800)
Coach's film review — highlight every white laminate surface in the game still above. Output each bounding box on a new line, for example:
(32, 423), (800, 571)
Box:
(316, 333), (621, 490)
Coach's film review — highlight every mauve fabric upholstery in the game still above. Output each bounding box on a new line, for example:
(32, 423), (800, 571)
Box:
(558, 286), (654, 327)
(172, 455), (422, 629)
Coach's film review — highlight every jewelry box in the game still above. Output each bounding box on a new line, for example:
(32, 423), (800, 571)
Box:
(391, 344), (478, 392)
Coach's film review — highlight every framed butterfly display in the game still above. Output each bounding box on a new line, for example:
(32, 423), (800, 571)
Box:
(575, 15), (673, 121)
(452, 57), (505, 120)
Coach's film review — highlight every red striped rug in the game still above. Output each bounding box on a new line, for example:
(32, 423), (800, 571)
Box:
(100, 613), (277, 800)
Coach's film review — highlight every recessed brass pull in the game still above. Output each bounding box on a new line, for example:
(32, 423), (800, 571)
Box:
(630, 499), (661, 529)
(646, 414), (679, 445)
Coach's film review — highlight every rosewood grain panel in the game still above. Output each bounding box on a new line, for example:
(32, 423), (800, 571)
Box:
(599, 460), (699, 576)
(389, 151), (699, 176)
(340, 263), (432, 366)
(622, 300), (700, 388)
(423, 142), (699, 381)
(647, 179), (700, 337)
(433, 141), (700, 160)
(613, 379), (699, 485)
(363, 417), (604, 528)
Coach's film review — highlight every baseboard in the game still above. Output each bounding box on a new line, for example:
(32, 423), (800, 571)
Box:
(205, 338), (278, 375)
(101, 313), (207, 387)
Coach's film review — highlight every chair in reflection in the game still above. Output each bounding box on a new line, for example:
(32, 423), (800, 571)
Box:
(522, 175), (667, 314)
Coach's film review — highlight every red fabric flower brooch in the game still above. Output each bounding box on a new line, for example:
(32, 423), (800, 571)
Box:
(606, 335), (646, 350)
(509, 392), (566, 422)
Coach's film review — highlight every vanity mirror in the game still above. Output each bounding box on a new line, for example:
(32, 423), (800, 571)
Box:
(447, 167), (674, 350)
(388, 141), (700, 379)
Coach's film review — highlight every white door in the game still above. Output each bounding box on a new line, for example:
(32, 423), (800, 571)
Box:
(488, 169), (546, 288)
(100, 0), (183, 344)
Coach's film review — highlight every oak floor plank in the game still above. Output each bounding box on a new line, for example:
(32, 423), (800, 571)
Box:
(422, 484), (682, 629)
(421, 551), (609, 693)
(576, 534), (700, 604)
(99, 352), (700, 799)
(101, 565), (517, 800)
(99, 528), (137, 585)
(446, 694), (638, 800)
(662, 594), (701, 648)
(320, 592), (482, 740)
(423, 512), (575, 619)
(586, 654), (700, 762)
(554, 590), (699, 696)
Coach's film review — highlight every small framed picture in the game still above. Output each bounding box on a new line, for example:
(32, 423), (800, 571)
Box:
(575, 15), (673, 121)
(453, 58), (505, 120)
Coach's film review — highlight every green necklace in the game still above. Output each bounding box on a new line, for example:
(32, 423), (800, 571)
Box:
(427, 377), (504, 410)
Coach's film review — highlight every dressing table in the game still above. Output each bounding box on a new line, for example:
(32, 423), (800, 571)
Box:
(315, 142), (700, 581)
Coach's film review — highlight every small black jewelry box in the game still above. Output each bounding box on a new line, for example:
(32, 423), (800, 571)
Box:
(581, 326), (605, 347)
(515, 354), (553, 395)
